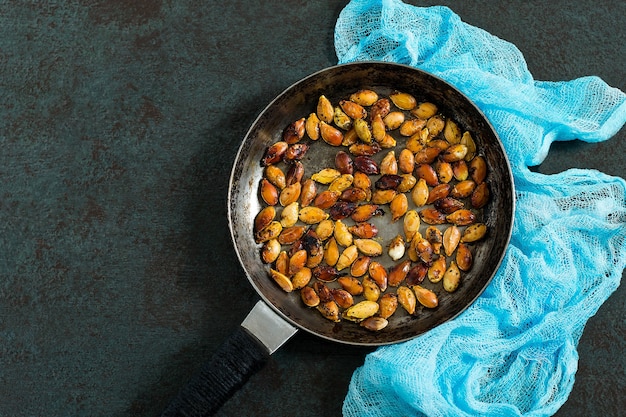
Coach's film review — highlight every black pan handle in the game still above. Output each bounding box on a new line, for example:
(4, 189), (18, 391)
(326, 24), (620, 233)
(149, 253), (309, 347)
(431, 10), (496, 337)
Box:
(161, 325), (269, 417)
(161, 301), (298, 416)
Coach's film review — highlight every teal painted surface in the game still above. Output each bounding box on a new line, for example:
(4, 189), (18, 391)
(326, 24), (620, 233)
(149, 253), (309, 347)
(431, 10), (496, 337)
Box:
(0, 1), (623, 416)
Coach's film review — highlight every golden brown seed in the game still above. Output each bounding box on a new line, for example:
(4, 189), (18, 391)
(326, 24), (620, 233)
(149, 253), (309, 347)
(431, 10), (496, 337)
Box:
(426, 115), (445, 138)
(419, 208), (447, 225)
(414, 237), (435, 264)
(371, 113), (386, 142)
(254, 206), (276, 234)
(461, 223), (487, 243)
(305, 112), (320, 140)
(350, 256), (371, 277)
(441, 144), (468, 162)
(328, 174), (354, 193)
(411, 102), (437, 119)
(351, 204), (382, 222)
(388, 259), (411, 287)
(313, 190), (340, 209)
(288, 249), (307, 275)
(341, 187), (368, 203)
(316, 95), (334, 123)
(317, 300), (340, 322)
(292, 267), (312, 289)
(378, 293), (398, 319)
(450, 179), (476, 198)
(411, 178), (429, 207)
(426, 183), (451, 204)
(333, 106), (352, 130)
(446, 209), (476, 226)
(424, 226), (443, 254)
(348, 142), (382, 156)
(348, 222), (378, 239)
(350, 89), (379, 106)
(443, 118), (461, 144)
(260, 178), (279, 206)
(436, 161), (454, 184)
(354, 239), (383, 257)
(362, 276), (381, 302)
(300, 179), (317, 207)
(270, 269), (294, 292)
(265, 165), (286, 190)
(380, 151), (398, 175)
(280, 201), (299, 228)
(471, 182), (490, 209)
(315, 219), (334, 240)
(428, 256), (447, 283)
(368, 261), (388, 291)
(275, 250), (289, 275)
(398, 149), (415, 174)
(261, 239), (281, 264)
(336, 245), (358, 271)
(397, 286), (416, 315)
(399, 118), (426, 137)
(443, 225), (461, 257)
(390, 193), (408, 223)
(306, 250), (324, 269)
(371, 189), (397, 205)
(342, 128), (359, 147)
(415, 163), (439, 186)
(414, 146), (443, 165)
(320, 121), (344, 146)
(338, 276), (364, 296)
(403, 210), (421, 242)
(311, 168), (341, 184)
(412, 285), (439, 308)
(255, 221), (282, 243)
(397, 174), (417, 193)
(261, 141), (288, 166)
(331, 288), (355, 309)
(340, 99), (367, 120)
(452, 160), (469, 181)
(360, 316), (388, 331)
(443, 261), (461, 292)
(388, 234), (406, 261)
(469, 155), (487, 184)
(285, 160), (304, 186)
(456, 242), (473, 271)
(342, 300), (379, 322)
(278, 225), (306, 245)
(389, 91), (417, 110)
(378, 133), (397, 148)
(279, 182), (301, 206)
(383, 111), (405, 130)
(429, 139), (450, 151)
(461, 131), (477, 161)
(352, 171), (371, 190)
(301, 286), (320, 307)
(298, 206), (329, 224)
(334, 219), (353, 247)
(323, 237), (339, 267)
(370, 98), (391, 120)
(283, 118), (306, 144)
(353, 118), (372, 144)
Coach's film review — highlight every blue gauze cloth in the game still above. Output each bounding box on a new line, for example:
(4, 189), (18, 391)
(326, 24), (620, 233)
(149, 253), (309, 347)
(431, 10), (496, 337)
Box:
(334, 1), (626, 416)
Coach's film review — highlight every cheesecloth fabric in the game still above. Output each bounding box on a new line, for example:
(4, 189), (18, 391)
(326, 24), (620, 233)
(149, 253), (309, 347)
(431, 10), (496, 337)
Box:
(334, 1), (626, 416)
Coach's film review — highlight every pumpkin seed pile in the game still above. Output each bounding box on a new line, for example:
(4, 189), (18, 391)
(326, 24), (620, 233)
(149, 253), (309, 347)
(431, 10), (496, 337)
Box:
(254, 89), (490, 331)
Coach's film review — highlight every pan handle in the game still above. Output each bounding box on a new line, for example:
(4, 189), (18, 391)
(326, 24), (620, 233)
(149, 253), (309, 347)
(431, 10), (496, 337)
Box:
(161, 301), (298, 417)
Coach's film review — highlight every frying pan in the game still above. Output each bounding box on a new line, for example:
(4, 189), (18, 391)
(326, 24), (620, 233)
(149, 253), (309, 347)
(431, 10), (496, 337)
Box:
(161, 62), (515, 416)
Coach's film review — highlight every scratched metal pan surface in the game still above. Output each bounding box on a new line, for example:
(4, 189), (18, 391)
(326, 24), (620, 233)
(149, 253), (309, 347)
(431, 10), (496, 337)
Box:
(228, 62), (515, 346)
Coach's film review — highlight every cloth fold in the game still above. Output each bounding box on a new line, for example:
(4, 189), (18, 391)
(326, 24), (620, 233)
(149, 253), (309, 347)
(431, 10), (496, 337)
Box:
(335, 1), (626, 416)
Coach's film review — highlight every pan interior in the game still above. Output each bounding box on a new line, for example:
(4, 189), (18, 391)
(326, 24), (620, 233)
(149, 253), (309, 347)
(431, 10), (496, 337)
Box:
(228, 62), (514, 346)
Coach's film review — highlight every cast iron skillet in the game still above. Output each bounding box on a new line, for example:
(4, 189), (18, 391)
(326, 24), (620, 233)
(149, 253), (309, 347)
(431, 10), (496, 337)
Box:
(162, 62), (515, 416)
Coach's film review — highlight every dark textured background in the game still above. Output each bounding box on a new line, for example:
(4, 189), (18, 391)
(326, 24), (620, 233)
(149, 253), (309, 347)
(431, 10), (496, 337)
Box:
(0, 1), (623, 416)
